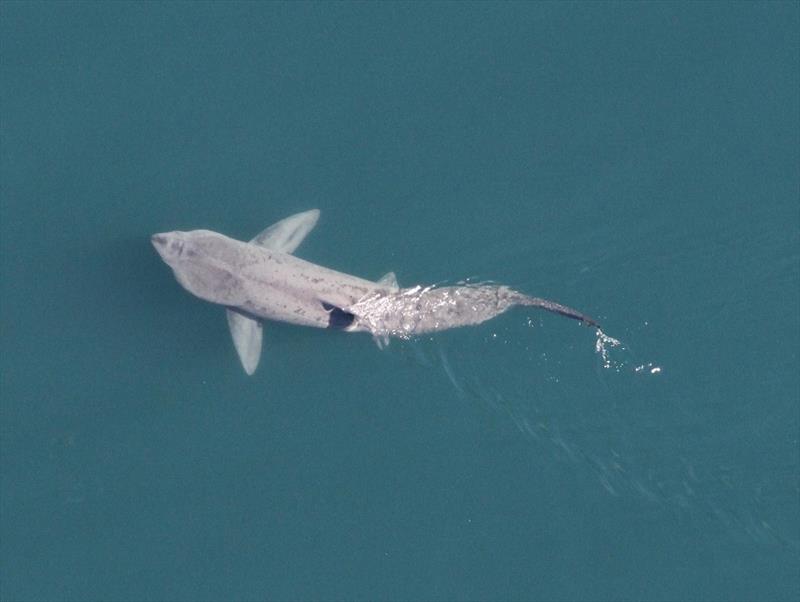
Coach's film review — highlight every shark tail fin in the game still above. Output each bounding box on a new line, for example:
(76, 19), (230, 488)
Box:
(516, 294), (599, 328)
(226, 309), (263, 375)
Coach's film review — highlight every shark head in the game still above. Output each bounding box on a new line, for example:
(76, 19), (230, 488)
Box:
(151, 230), (245, 306)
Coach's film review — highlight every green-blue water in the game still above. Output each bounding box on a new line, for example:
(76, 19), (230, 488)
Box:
(2, 3), (798, 601)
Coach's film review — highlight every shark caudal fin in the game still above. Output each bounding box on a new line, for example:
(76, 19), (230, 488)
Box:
(226, 209), (321, 375)
(518, 295), (599, 328)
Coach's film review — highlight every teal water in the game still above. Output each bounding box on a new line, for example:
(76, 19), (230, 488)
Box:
(2, 3), (798, 601)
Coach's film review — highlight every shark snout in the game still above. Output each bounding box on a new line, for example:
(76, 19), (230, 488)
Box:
(151, 231), (186, 262)
(151, 233), (170, 259)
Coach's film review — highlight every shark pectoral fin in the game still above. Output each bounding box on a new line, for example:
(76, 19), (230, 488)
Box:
(225, 309), (263, 375)
(377, 271), (399, 290)
(250, 209), (320, 254)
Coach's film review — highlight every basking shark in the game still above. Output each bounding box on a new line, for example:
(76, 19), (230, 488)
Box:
(152, 209), (598, 375)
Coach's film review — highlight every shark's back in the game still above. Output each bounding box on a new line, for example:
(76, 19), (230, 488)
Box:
(234, 243), (389, 327)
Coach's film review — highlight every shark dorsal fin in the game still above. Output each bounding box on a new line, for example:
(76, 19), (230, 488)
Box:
(250, 209), (320, 254)
(377, 271), (399, 290)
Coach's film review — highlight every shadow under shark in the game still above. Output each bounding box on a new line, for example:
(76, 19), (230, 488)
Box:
(152, 209), (598, 375)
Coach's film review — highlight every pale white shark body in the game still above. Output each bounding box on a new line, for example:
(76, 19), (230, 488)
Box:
(152, 210), (597, 375)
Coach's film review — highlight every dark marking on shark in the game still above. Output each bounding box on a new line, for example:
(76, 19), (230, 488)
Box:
(322, 301), (356, 330)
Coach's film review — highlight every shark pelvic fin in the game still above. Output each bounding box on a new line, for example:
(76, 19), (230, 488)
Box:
(377, 271), (399, 290)
(250, 209), (320, 254)
(226, 308), (263, 375)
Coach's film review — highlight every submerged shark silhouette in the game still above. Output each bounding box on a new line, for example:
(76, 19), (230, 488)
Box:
(152, 209), (598, 375)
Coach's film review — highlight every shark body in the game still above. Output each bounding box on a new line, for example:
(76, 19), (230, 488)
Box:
(152, 210), (597, 375)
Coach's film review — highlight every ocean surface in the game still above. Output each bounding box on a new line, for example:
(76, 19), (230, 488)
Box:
(1, 3), (798, 601)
